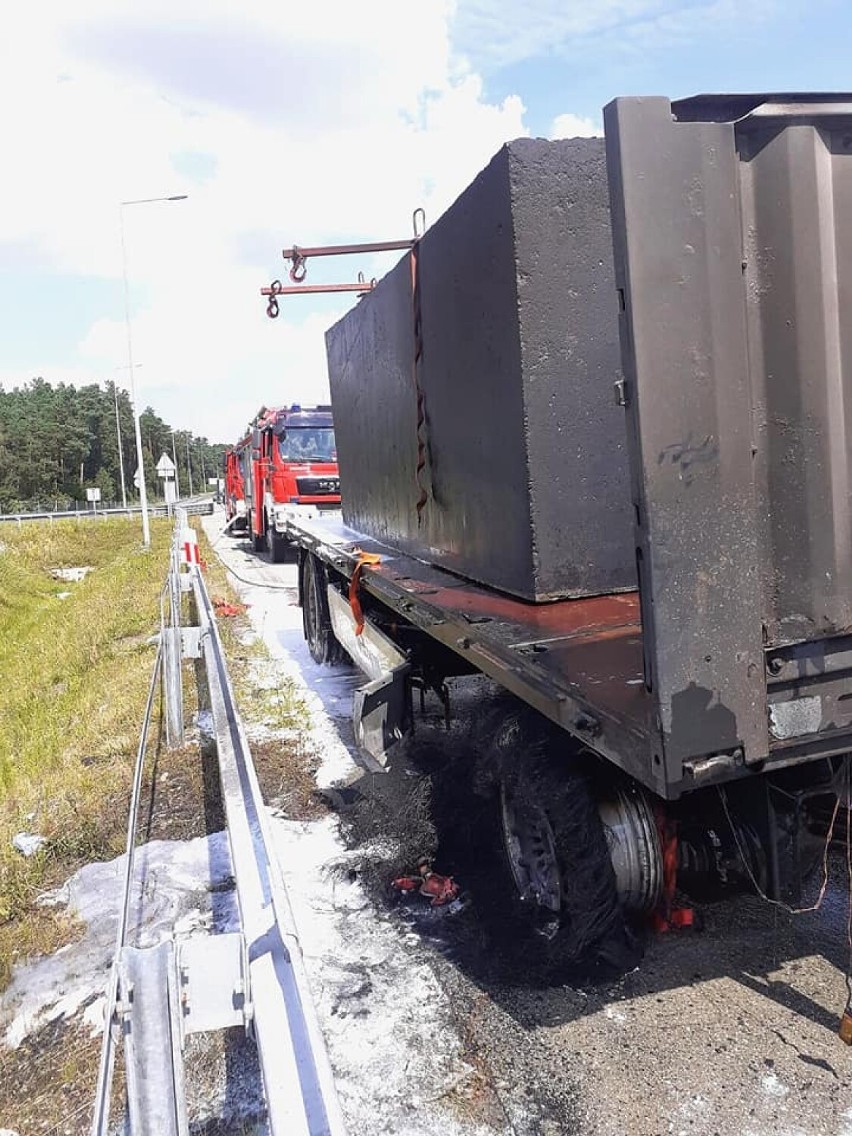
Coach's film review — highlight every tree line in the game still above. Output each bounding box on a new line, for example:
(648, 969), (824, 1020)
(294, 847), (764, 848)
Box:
(0, 378), (227, 513)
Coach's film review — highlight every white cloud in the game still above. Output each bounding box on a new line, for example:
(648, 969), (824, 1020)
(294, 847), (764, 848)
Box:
(0, 0), (529, 442)
(549, 113), (602, 139)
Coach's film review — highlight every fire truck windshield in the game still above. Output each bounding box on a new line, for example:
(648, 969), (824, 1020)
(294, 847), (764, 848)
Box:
(278, 427), (336, 463)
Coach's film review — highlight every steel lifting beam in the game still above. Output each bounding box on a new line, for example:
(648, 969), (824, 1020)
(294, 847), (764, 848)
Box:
(281, 237), (417, 263)
(262, 208), (425, 316)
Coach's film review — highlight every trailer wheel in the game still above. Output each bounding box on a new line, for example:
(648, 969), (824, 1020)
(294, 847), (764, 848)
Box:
(301, 554), (347, 666)
(479, 705), (641, 975)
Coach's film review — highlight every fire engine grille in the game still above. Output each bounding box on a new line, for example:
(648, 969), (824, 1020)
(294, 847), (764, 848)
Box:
(296, 476), (340, 496)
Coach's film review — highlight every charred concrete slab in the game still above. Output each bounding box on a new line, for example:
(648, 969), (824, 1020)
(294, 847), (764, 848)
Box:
(326, 137), (634, 602)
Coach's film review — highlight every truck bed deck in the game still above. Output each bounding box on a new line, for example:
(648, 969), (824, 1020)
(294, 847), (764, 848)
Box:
(286, 511), (659, 793)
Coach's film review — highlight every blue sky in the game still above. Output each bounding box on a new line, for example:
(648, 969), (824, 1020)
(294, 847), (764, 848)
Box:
(0, 0), (848, 443)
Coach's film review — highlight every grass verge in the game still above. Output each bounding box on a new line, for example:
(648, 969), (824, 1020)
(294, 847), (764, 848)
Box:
(0, 512), (324, 1134)
(0, 516), (174, 984)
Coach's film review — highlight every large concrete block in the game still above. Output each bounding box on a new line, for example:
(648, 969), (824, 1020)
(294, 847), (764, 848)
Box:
(326, 138), (634, 602)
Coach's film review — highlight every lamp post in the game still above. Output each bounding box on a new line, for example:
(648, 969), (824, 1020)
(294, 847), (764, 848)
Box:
(111, 363), (142, 511)
(119, 194), (188, 546)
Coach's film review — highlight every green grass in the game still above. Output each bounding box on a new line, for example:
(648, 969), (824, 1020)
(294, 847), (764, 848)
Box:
(0, 516), (172, 933)
(0, 512), (316, 990)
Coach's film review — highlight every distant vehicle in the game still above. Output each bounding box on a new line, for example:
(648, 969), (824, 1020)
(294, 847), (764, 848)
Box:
(241, 404), (340, 562)
(223, 446), (248, 532)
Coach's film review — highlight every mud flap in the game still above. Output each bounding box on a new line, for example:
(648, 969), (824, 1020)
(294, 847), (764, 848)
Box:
(326, 586), (412, 771)
(353, 662), (412, 772)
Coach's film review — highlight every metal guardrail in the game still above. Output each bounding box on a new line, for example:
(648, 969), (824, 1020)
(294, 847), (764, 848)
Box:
(91, 643), (165, 1135)
(191, 562), (347, 1136)
(90, 508), (347, 1136)
(0, 498), (214, 525)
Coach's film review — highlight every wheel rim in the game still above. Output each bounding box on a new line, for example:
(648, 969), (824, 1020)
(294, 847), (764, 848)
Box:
(597, 787), (663, 913)
(499, 781), (561, 913)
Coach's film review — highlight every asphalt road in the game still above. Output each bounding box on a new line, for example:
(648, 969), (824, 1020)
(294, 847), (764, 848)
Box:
(207, 515), (852, 1136)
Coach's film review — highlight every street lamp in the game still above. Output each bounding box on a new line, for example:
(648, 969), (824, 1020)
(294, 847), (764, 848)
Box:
(111, 363), (142, 511)
(119, 194), (188, 546)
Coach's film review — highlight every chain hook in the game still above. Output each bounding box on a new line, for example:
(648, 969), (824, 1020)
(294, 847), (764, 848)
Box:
(289, 247), (308, 283)
(266, 279), (282, 319)
(412, 207), (426, 240)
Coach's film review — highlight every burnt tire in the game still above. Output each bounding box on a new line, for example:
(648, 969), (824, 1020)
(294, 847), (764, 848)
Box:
(301, 553), (347, 666)
(475, 703), (641, 978)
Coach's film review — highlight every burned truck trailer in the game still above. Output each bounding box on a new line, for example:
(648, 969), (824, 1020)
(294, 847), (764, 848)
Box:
(272, 94), (852, 966)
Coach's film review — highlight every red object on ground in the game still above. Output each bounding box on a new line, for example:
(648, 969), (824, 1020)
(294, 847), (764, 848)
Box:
(392, 861), (459, 907)
(213, 597), (248, 617)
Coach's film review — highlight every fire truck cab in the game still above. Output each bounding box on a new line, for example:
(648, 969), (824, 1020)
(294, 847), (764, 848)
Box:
(243, 404), (341, 562)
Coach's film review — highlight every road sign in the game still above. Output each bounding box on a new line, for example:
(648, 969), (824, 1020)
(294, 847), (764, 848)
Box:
(156, 453), (176, 478)
(86, 487), (102, 502)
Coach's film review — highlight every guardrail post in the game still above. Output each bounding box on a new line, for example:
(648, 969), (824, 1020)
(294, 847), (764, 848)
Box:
(162, 512), (185, 748)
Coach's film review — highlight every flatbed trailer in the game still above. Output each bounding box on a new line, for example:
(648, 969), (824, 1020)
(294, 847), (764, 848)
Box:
(288, 512), (646, 783)
(256, 92), (852, 973)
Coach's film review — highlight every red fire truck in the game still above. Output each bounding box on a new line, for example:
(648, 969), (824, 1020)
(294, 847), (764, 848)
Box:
(241, 404), (341, 561)
(223, 446), (248, 532)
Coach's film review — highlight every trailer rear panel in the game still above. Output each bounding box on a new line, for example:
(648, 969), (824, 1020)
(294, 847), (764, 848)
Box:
(604, 93), (852, 789)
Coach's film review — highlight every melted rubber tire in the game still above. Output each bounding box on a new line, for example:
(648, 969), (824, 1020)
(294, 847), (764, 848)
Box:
(474, 701), (642, 978)
(301, 553), (347, 666)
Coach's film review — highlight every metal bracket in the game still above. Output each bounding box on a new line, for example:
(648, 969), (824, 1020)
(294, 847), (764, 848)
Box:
(175, 933), (252, 1040)
(326, 586), (412, 769)
(353, 663), (412, 771)
(180, 627), (202, 659)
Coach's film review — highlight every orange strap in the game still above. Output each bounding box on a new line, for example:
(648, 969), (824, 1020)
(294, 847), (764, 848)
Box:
(349, 551), (382, 635)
